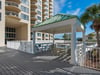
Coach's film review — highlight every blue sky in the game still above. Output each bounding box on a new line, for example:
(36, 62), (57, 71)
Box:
(54, 0), (100, 39)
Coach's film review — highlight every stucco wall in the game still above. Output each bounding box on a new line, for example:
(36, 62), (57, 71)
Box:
(0, 0), (5, 46)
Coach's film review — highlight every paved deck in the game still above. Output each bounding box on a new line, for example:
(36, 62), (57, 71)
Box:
(0, 47), (100, 75)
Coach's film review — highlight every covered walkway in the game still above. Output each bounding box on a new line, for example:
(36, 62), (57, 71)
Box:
(32, 14), (85, 65)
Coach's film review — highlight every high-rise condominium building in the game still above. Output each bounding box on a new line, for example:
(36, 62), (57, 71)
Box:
(0, 0), (30, 46)
(30, 0), (54, 41)
(0, 0), (53, 47)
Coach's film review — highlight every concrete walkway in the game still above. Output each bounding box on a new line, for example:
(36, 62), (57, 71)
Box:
(0, 47), (100, 75)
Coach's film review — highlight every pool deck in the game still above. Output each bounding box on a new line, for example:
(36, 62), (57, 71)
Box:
(0, 47), (100, 75)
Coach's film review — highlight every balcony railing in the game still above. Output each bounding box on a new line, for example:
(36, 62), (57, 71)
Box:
(44, 7), (48, 10)
(5, 1), (19, 8)
(31, 2), (36, 5)
(50, 6), (53, 9)
(50, 2), (52, 4)
(31, 0), (37, 2)
(31, 9), (36, 11)
(6, 11), (19, 17)
(31, 16), (36, 18)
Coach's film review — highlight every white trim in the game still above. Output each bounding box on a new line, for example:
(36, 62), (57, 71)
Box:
(33, 18), (76, 31)
(32, 18), (84, 34)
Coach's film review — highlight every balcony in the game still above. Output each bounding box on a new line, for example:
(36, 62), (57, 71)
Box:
(6, 11), (20, 20)
(31, 11), (37, 15)
(44, 7), (48, 10)
(49, 2), (52, 5)
(42, 3), (47, 7)
(42, 8), (47, 12)
(31, 4), (37, 8)
(31, 16), (37, 21)
(31, 0), (37, 2)
(6, 0), (21, 4)
(31, 2), (37, 5)
(42, 13), (46, 16)
(31, 21), (35, 26)
(49, 0), (53, 2)
(5, 1), (20, 13)
(31, 24), (35, 26)
(49, 10), (53, 13)
(42, 0), (46, 1)
(49, 6), (53, 9)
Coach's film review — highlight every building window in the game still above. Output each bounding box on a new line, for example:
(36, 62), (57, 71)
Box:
(37, 33), (41, 37)
(0, 13), (1, 21)
(6, 27), (16, 32)
(21, 0), (29, 6)
(37, 10), (41, 15)
(50, 35), (53, 38)
(37, 5), (41, 10)
(31, 21), (35, 24)
(37, 38), (41, 40)
(37, 16), (41, 20)
(5, 33), (16, 38)
(38, 0), (41, 4)
(5, 27), (16, 39)
(21, 14), (29, 21)
(21, 5), (29, 13)
(46, 34), (48, 37)
(36, 21), (41, 24)
(0, 1), (1, 9)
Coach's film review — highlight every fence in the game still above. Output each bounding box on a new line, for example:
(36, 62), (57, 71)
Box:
(7, 41), (53, 54)
(84, 47), (100, 70)
(7, 41), (34, 54)
(76, 42), (100, 70)
(34, 43), (53, 53)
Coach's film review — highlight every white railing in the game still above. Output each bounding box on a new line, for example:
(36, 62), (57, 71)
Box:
(36, 40), (53, 44)
(35, 43), (53, 53)
(76, 42), (100, 70)
(7, 41), (34, 54)
(31, 2), (36, 4)
(31, 9), (36, 11)
(84, 47), (100, 70)
(7, 41), (53, 54)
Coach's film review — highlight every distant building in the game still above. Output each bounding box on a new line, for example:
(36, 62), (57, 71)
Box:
(30, 0), (54, 41)
(86, 32), (100, 41)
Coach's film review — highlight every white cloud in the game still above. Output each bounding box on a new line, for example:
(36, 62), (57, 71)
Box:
(68, 2), (72, 4)
(60, 0), (66, 6)
(66, 8), (81, 15)
(68, 5), (72, 8)
(54, 0), (67, 14)
(67, 1), (72, 8)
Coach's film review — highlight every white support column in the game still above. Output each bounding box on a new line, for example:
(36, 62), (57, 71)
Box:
(81, 30), (86, 66)
(71, 24), (77, 65)
(83, 30), (86, 54)
(32, 31), (36, 54)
